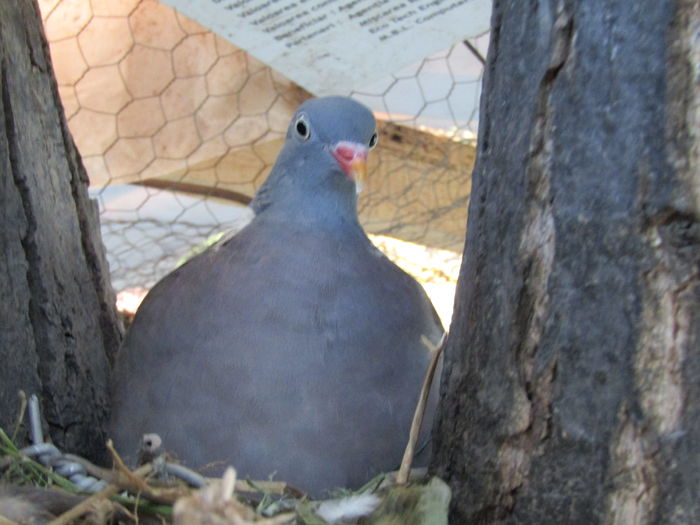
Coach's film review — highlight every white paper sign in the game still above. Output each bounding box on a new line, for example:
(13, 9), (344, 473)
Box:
(160, 0), (491, 95)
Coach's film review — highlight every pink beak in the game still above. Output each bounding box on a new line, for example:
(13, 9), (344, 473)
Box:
(331, 141), (368, 190)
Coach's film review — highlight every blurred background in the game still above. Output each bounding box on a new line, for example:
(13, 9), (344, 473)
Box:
(38, 0), (490, 326)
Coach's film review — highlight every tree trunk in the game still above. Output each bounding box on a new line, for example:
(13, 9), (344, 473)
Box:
(0, 0), (122, 461)
(431, 0), (699, 523)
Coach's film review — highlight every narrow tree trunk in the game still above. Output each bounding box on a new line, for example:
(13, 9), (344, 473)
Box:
(0, 0), (121, 461)
(431, 0), (699, 523)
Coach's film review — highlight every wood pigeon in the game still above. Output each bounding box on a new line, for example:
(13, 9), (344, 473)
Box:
(109, 96), (444, 496)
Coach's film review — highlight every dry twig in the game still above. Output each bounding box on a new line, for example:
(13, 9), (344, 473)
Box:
(397, 333), (446, 484)
(46, 464), (150, 525)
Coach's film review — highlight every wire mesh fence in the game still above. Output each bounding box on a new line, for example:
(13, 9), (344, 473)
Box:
(39, 0), (487, 324)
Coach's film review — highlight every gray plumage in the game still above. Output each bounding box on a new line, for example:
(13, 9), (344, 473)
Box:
(109, 96), (443, 496)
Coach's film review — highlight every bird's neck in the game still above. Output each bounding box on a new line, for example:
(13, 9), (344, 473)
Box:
(251, 156), (363, 232)
(256, 190), (362, 233)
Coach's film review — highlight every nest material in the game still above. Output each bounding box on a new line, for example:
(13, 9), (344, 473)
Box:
(0, 338), (448, 524)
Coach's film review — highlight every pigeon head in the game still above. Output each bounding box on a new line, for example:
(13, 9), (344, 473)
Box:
(288, 96), (378, 190)
(251, 97), (378, 227)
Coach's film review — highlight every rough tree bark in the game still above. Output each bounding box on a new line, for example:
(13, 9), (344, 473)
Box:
(432, 0), (699, 523)
(0, 0), (122, 460)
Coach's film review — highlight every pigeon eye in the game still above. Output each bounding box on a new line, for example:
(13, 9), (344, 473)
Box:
(295, 117), (310, 140)
(369, 131), (378, 149)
